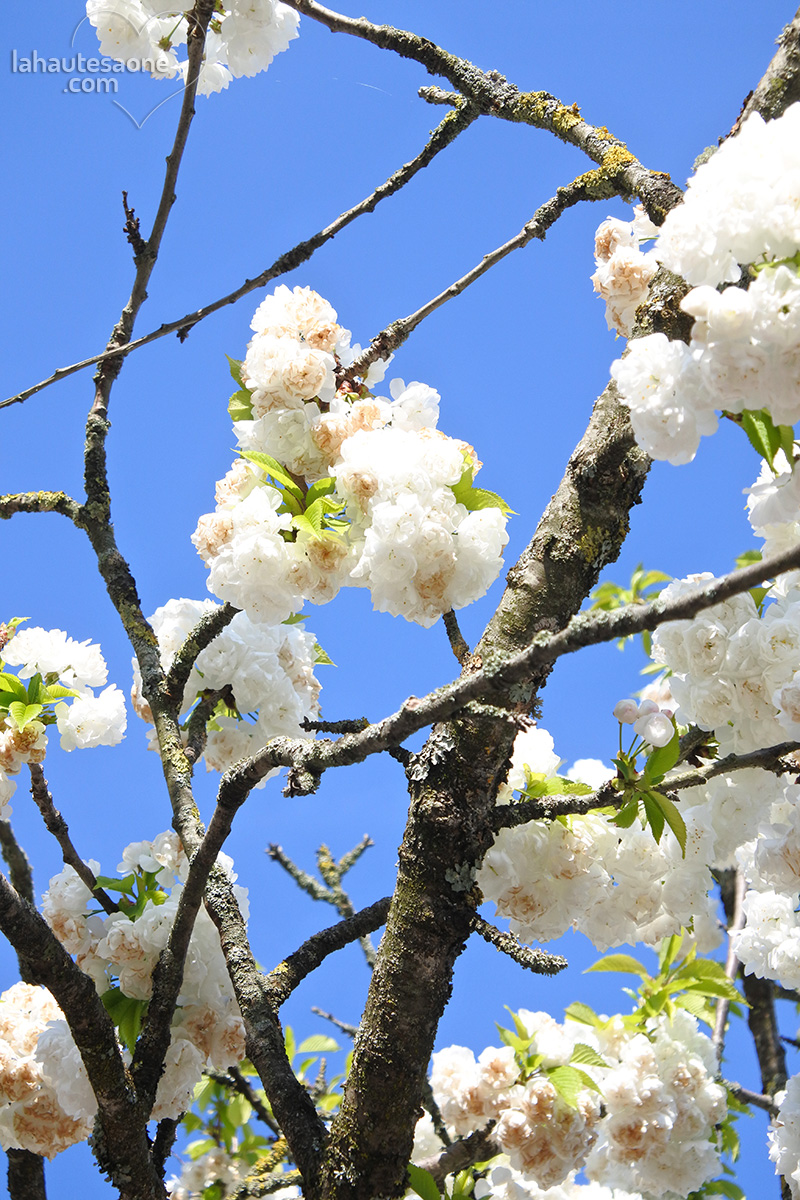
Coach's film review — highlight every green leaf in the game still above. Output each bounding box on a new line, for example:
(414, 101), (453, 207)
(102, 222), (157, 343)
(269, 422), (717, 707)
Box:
(314, 642), (335, 667)
(240, 451), (304, 501)
(292, 512), (318, 538)
(0, 673), (28, 701)
(652, 791), (687, 856)
(94, 873), (137, 896)
(658, 934), (684, 973)
(451, 484), (515, 515)
(298, 1035), (340, 1053)
(406, 1163), (442, 1200)
(228, 388), (254, 422)
(569, 1043), (609, 1069)
(739, 407), (793, 468)
(564, 1002), (602, 1027)
(586, 954), (649, 978)
(305, 478), (337, 506)
(642, 792), (666, 844)
(100, 987), (147, 1052)
(643, 726), (680, 782)
(38, 682), (78, 702)
(227, 355), (244, 386)
(735, 548), (762, 570)
(612, 798), (640, 829)
(7, 701), (43, 730)
(546, 1065), (599, 1108)
(284, 1026), (296, 1064)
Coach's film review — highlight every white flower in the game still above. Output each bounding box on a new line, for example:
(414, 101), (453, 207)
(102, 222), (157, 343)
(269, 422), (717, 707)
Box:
(55, 685), (127, 751)
(3, 627), (107, 693)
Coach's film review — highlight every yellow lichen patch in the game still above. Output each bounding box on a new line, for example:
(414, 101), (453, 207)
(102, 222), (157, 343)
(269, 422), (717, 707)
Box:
(513, 91), (583, 136)
(577, 525), (609, 564)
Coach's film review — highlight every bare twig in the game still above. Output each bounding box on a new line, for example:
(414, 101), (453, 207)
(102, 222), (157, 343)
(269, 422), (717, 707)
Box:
(343, 172), (621, 381)
(264, 897), (391, 1008)
(27, 764), (118, 915)
(442, 611), (470, 666)
(0, 821), (34, 907)
(470, 913), (567, 975)
(724, 1079), (779, 1117)
(165, 603), (239, 710)
(414, 1124), (499, 1185)
(311, 1008), (358, 1038)
(2, 99), (479, 411)
(207, 1066), (281, 1135)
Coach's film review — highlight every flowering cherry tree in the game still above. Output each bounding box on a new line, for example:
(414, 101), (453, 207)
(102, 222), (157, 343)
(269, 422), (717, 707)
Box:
(4, 3), (800, 1200)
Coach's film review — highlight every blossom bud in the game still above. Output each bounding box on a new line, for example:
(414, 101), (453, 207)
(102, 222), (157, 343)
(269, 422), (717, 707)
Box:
(613, 699), (639, 724)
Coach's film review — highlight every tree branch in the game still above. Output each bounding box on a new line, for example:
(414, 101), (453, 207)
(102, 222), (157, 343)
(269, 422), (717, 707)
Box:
(0, 821), (34, 907)
(734, 5), (800, 129)
(6, 1150), (46, 1200)
(164, 604), (239, 711)
(27, 764), (118, 915)
(0, 492), (83, 523)
(713, 869), (746, 1062)
(264, 897), (391, 1008)
(342, 171), (628, 381)
(470, 913), (567, 976)
(0, 872), (162, 1200)
(280, 0), (683, 223)
(2, 98), (479, 411)
(215, 538), (800, 801)
(413, 1124), (499, 1185)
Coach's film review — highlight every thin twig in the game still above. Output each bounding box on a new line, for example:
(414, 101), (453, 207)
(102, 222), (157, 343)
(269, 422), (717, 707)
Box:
(311, 1008), (358, 1038)
(443, 610), (471, 666)
(471, 913), (567, 975)
(207, 1066), (281, 1135)
(27, 764), (118, 914)
(264, 897), (391, 1008)
(0, 820), (34, 907)
(2, 100), (480, 411)
(713, 869), (746, 1061)
(165, 603), (239, 710)
(414, 1124), (499, 1185)
(343, 172), (619, 381)
(724, 1079), (779, 1117)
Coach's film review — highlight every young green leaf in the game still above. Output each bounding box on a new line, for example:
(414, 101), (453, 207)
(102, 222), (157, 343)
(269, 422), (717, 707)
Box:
(569, 1043), (609, 1069)
(406, 1163), (442, 1200)
(643, 726), (680, 783)
(651, 791), (687, 856)
(586, 954), (649, 978)
(228, 388), (254, 422)
(298, 1035), (341, 1053)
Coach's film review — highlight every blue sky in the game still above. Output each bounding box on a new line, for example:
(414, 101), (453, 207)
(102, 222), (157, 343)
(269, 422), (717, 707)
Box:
(1, 2), (796, 1195)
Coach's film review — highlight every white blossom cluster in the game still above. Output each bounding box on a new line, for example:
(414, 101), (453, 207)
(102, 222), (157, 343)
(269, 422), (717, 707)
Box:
(478, 727), (719, 952)
(168, 1152), (299, 1200)
(651, 564), (800, 756)
(193, 286), (510, 627)
(426, 1009), (725, 1198)
(39, 832), (248, 1126)
(606, 103), (800, 464)
(131, 598), (321, 783)
(0, 983), (94, 1159)
(0, 625), (127, 818)
(86, 0), (299, 95)
(770, 1075), (800, 1200)
(591, 207), (659, 337)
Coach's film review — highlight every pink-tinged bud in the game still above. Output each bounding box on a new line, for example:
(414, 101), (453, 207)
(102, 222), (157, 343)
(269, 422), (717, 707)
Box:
(613, 699), (639, 724)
